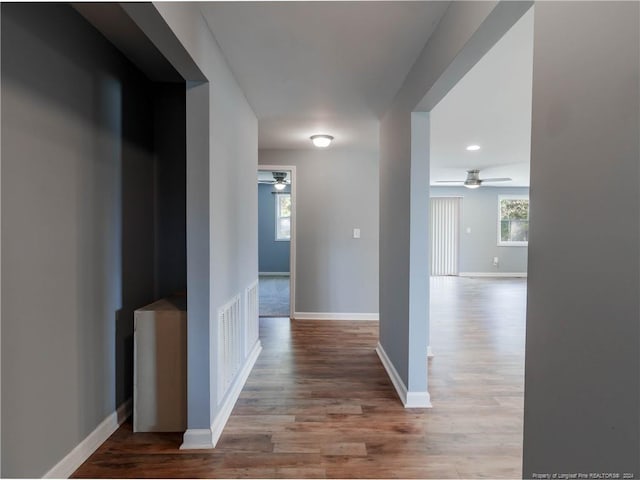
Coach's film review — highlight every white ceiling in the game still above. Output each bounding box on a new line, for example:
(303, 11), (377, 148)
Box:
(430, 8), (534, 187)
(200, 2), (450, 151)
(199, 2), (533, 185)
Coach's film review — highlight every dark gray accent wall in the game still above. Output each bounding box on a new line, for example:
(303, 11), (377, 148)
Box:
(258, 183), (290, 273)
(121, 3), (214, 431)
(523, 2), (639, 476)
(1, 5), (189, 476)
(72, 3), (184, 83)
(430, 186), (529, 273)
(1, 4), (157, 476)
(154, 83), (187, 298)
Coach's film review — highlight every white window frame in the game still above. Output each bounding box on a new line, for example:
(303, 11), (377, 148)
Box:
(498, 194), (529, 247)
(275, 193), (291, 241)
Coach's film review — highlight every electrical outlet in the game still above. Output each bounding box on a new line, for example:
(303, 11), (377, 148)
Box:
(493, 257), (499, 266)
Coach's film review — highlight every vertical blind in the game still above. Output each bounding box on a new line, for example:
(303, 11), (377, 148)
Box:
(430, 197), (461, 276)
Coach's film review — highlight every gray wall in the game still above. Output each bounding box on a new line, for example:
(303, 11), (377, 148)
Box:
(523, 2), (639, 476)
(379, 1), (532, 393)
(1, 4), (158, 476)
(184, 80), (211, 430)
(147, 3), (259, 429)
(260, 149), (378, 314)
(258, 183), (290, 273)
(430, 186), (529, 274)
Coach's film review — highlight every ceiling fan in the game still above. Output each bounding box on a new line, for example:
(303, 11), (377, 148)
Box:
(258, 171), (290, 191)
(436, 169), (512, 189)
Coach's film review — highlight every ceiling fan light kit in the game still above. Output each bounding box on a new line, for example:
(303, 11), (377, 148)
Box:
(463, 169), (482, 188)
(310, 134), (334, 148)
(272, 171), (288, 190)
(258, 171), (290, 191)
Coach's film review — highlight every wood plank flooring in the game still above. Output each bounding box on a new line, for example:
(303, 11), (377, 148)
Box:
(72, 277), (526, 478)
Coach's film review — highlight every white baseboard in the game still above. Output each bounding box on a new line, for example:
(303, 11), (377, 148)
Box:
(293, 312), (379, 321)
(211, 340), (262, 445)
(258, 272), (290, 277)
(44, 398), (132, 478)
(405, 391), (432, 408)
(375, 343), (432, 408)
(180, 428), (216, 450)
(180, 340), (263, 450)
(459, 272), (527, 278)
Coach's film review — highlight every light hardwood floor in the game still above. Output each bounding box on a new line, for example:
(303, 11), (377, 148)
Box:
(72, 276), (526, 479)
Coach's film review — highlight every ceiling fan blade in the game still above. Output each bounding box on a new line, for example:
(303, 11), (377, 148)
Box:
(258, 180), (275, 184)
(480, 177), (512, 182)
(436, 180), (464, 183)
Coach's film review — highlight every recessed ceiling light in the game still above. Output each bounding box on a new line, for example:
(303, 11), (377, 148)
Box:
(311, 134), (334, 148)
(466, 144), (481, 151)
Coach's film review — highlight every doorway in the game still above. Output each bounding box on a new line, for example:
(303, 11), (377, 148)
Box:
(257, 165), (296, 318)
(424, 2), (532, 432)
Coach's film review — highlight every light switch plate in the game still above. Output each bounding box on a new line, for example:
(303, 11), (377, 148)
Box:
(353, 228), (361, 239)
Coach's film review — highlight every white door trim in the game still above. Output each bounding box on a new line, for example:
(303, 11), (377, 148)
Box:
(258, 164), (297, 318)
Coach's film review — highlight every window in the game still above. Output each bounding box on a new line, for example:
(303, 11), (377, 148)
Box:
(275, 193), (291, 241)
(498, 195), (529, 246)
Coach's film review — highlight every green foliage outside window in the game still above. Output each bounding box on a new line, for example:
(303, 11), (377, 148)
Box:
(278, 195), (291, 218)
(500, 198), (529, 243)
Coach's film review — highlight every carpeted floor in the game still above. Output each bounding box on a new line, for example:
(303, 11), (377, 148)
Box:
(259, 275), (290, 317)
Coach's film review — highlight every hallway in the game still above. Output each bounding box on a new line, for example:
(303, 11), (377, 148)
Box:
(73, 277), (526, 479)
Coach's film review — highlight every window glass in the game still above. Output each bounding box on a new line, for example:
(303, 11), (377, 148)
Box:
(276, 194), (291, 240)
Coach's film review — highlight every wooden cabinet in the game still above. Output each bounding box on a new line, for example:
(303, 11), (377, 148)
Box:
(133, 296), (187, 432)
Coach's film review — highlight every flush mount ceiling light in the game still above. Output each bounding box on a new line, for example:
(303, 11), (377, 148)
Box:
(466, 144), (481, 151)
(310, 134), (334, 148)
